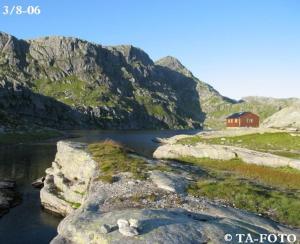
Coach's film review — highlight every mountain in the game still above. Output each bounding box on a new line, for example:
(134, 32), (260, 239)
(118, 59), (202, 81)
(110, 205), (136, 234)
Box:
(262, 102), (300, 130)
(0, 31), (298, 130)
(154, 54), (299, 128)
(0, 32), (208, 130)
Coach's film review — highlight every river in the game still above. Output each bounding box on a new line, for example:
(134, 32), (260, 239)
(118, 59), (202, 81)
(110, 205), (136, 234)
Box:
(0, 129), (199, 244)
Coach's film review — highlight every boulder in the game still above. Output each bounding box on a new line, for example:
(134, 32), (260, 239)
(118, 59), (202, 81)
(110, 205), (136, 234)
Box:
(40, 141), (97, 216)
(153, 143), (300, 170)
(150, 171), (187, 194)
(31, 176), (45, 189)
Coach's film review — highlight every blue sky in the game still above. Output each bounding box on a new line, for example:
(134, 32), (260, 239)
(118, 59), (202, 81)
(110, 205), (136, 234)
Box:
(0, 0), (299, 99)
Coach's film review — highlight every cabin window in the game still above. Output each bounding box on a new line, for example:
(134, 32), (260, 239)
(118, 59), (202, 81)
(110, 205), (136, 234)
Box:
(235, 119), (238, 123)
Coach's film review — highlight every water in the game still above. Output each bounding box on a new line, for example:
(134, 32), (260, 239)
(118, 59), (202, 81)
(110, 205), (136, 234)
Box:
(0, 144), (61, 244)
(0, 129), (199, 244)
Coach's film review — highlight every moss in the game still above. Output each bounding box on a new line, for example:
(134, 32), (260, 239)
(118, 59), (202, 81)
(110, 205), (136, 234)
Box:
(97, 174), (114, 184)
(74, 190), (86, 196)
(88, 140), (149, 181)
(130, 192), (158, 203)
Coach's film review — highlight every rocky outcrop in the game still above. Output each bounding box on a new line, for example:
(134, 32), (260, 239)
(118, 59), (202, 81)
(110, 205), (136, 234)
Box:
(40, 141), (97, 216)
(153, 143), (300, 170)
(0, 179), (21, 217)
(263, 104), (300, 130)
(42, 141), (300, 243)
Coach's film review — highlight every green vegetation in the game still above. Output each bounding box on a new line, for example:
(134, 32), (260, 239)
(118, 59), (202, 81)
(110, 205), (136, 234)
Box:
(88, 140), (149, 181)
(130, 192), (158, 203)
(179, 156), (300, 190)
(0, 130), (63, 145)
(177, 132), (300, 159)
(177, 156), (300, 227)
(63, 199), (81, 209)
(33, 75), (117, 107)
(135, 92), (168, 118)
(188, 178), (300, 227)
(88, 140), (173, 183)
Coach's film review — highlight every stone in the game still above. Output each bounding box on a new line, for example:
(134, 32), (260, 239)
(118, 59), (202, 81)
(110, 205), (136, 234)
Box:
(43, 140), (300, 243)
(117, 219), (139, 237)
(150, 171), (187, 194)
(31, 176), (45, 189)
(117, 219), (129, 228)
(40, 141), (97, 216)
(153, 142), (300, 170)
(129, 218), (140, 229)
(99, 224), (111, 234)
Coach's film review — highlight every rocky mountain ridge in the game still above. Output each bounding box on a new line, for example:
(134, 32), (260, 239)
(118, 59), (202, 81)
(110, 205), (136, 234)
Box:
(0, 31), (298, 130)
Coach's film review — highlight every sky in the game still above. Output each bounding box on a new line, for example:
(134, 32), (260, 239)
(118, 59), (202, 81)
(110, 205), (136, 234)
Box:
(0, 0), (299, 99)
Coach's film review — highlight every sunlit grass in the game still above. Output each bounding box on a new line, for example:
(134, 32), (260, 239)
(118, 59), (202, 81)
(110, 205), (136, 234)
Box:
(88, 140), (149, 181)
(188, 178), (300, 227)
(175, 156), (300, 227)
(178, 156), (300, 190)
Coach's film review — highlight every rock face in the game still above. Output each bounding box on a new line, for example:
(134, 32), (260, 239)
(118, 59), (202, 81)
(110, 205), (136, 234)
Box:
(40, 141), (97, 216)
(153, 143), (300, 170)
(43, 141), (300, 243)
(263, 103), (300, 130)
(1, 31), (298, 130)
(0, 179), (21, 217)
(0, 31), (205, 130)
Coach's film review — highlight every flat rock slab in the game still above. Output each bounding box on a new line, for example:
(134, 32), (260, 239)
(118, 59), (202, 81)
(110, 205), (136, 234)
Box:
(153, 143), (300, 170)
(52, 208), (300, 244)
(150, 171), (187, 194)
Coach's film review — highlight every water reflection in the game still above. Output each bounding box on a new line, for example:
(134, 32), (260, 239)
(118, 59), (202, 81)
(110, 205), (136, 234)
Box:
(0, 144), (61, 244)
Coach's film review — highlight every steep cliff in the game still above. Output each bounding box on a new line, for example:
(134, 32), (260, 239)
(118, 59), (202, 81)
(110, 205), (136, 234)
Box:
(0, 32), (205, 129)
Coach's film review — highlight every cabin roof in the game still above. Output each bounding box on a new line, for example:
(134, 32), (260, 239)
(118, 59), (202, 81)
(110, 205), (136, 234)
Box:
(226, 112), (253, 119)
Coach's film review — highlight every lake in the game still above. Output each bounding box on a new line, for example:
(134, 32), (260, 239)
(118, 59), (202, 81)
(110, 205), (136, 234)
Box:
(0, 129), (199, 244)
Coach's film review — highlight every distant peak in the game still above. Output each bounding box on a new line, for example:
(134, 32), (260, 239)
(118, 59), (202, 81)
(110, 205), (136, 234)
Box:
(107, 45), (154, 66)
(155, 56), (193, 78)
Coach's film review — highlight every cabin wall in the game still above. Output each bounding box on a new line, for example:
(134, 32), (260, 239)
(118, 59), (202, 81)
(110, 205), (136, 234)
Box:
(240, 114), (259, 127)
(226, 118), (240, 127)
(226, 113), (259, 128)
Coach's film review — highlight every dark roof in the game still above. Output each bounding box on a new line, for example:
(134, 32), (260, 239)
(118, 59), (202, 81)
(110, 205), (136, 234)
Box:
(226, 112), (252, 119)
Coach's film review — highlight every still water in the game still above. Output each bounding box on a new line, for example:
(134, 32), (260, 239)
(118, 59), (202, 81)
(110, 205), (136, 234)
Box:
(0, 129), (199, 244)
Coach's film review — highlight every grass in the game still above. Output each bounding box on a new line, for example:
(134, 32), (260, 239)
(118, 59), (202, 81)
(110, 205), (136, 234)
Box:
(88, 140), (149, 181)
(179, 156), (300, 190)
(33, 75), (117, 107)
(176, 156), (300, 227)
(0, 130), (63, 145)
(177, 132), (300, 158)
(188, 178), (300, 227)
(135, 93), (168, 118)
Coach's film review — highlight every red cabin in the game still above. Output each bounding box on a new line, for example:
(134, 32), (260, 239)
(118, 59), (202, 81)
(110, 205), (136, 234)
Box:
(226, 112), (259, 128)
